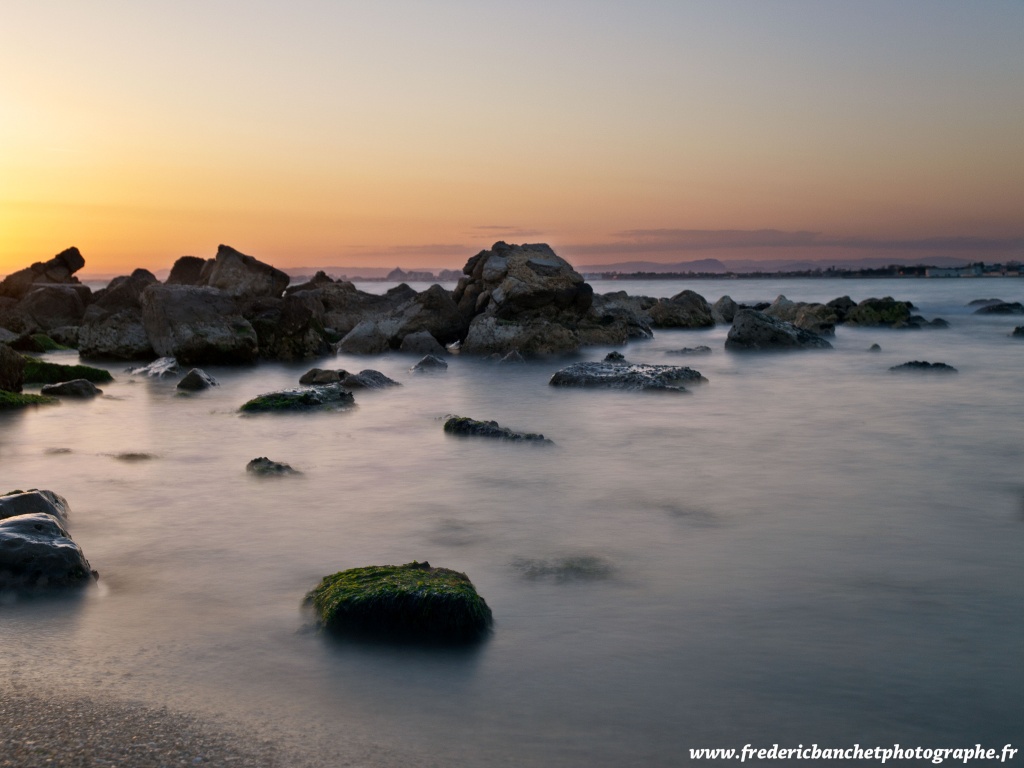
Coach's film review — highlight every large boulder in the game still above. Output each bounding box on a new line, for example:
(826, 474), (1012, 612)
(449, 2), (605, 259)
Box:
(725, 309), (833, 351)
(166, 256), (210, 286)
(0, 513), (96, 590)
(305, 560), (493, 643)
(200, 245), (289, 299)
(0, 247), (86, 301)
(141, 285), (258, 365)
(316, 282), (419, 337)
(0, 490), (71, 521)
(587, 292), (655, 340)
(79, 270), (160, 360)
(20, 285), (88, 331)
(388, 284), (466, 346)
(844, 297), (913, 327)
(549, 360), (706, 392)
(461, 315), (581, 357)
(0, 343), (25, 391)
(244, 293), (330, 361)
(647, 290), (714, 328)
(711, 295), (739, 324)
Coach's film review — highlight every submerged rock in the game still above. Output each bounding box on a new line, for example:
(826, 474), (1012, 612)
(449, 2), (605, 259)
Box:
(127, 357), (180, 378)
(240, 384), (355, 412)
(246, 457), (301, 476)
(511, 555), (613, 582)
(0, 391), (56, 409)
(666, 345), (712, 356)
(843, 297), (914, 327)
(412, 354), (448, 372)
(973, 301), (1024, 315)
(443, 416), (552, 443)
(0, 490), (71, 521)
(725, 309), (833, 351)
(0, 513), (96, 591)
(549, 360), (706, 392)
(176, 368), (218, 391)
(341, 370), (401, 389)
(1012, 327), (1024, 338)
(889, 361), (958, 373)
(305, 560), (493, 643)
(40, 379), (102, 398)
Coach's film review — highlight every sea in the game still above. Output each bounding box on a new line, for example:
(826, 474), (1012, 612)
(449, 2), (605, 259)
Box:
(2, 277), (1022, 766)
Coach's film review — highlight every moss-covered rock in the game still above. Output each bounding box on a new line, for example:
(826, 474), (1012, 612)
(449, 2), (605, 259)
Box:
(306, 561), (493, 643)
(0, 390), (57, 410)
(240, 384), (354, 413)
(21, 357), (113, 384)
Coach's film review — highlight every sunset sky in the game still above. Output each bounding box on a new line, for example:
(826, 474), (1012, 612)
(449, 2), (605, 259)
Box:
(2, 1), (1022, 276)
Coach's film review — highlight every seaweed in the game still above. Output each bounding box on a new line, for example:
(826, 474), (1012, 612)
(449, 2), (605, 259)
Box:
(0, 390), (58, 410)
(21, 357), (113, 385)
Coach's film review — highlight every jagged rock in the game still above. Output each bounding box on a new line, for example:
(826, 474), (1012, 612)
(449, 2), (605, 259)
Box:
(141, 285), (258, 365)
(589, 292), (656, 339)
(244, 292), (329, 361)
(299, 367), (345, 385)
(284, 271), (336, 295)
(126, 357), (180, 378)
(20, 285), (87, 331)
(826, 296), (857, 323)
(389, 284), (466, 345)
(79, 309), (154, 360)
(725, 309), (833, 351)
(764, 295), (801, 323)
(843, 297), (913, 327)
(711, 295), (739, 324)
(91, 269), (158, 311)
(40, 379), (102, 398)
(889, 361), (958, 373)
(166, 256), (210, 285)
(973, 301), (1024, 315)
(461, 315), (579, 357)
(0, 343), (25, 391)
(604, 351), (625, 361)
(399, 330), (446, 356)
(549, 360), (706, 392)
(340, 370), (400, 389)
(0, 247), (86, 301)
(0, 513), (96, 590)
(317, 282), (418, 337)
(443, 416), (552, 443)
(200, 244), (289, 299)
(646, 290), (714, 329)
(336, 319), (394, 354)
(412, 354), (448, 372)
(496, 350), (525, 364)
(176, 368), (218, 391)
(246, 457), (300, 476)
(0, 490), (71, 521)
(239, 384), (355, 412)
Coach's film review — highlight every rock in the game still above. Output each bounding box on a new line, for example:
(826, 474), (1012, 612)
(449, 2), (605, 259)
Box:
(844, 297), (913, 327)
(305, 561), (493, 643)
(1012, 327), (1024, 338)
(411, 354), (448, 372)
(389, 284), (466, 346)
(399, 330), (446, 356)
(244, 292), (330, 361)
(22, 358), (113, 385)
(589, 292), (656, 339)
(0, 327), (17, 345)
(461, 315), (580, 357)
(0, 490), (71, 521)
(299, 367), (345, 385)
(869, 343), (882, 352)
(973, 301), (1024, 315)
(826, 296), (857, 323)
(340, 370), (400, 389)
(284, 270), (336, 295)
(141, 285), (258, 365)
(967, 298), (1003, 306)
(9, 333), (67, 353)
(126, 357), (180, 378)
(0, 391), (56, 409)
(666, 345), (712, 355)
(764, 295), (802, 323)
(604, 351), (626, 361)
(336, 319), (393, 354)
(246, 457), (300, 476)
(166, 256), (210, 285)
(443, 416), (552, 443)
(47, 326), (79, 348)
(511, 555), (613, 582)
(711, 295), (739, 324)
(316, 282), (418, 338)
(79, 309), (155, 360)
(40, 379), (102, 398)
(0, 247), (86, 301)
(239, 383), (355, 413)
(549, 360), (706, 392)
(90, 269), (158, 312)
(647, 290), (714, 328)
(0, 513), (96, 591)
(496, 350), (525, 364)
(176, 368), (218, 391)
(889, 361), (958, 373)
(793, 304), (838, 335)
(20, 285), (87, 330)
(201, 244), (290, 299)
(0, 343), (25, 391)
(725, 309), (833, 351)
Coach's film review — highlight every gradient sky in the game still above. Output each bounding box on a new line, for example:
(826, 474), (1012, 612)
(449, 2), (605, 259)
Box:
(2, 1), (1022, 275)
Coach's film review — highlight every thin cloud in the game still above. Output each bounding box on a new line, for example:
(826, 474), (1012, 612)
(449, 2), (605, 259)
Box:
(469, 225), (545, 238)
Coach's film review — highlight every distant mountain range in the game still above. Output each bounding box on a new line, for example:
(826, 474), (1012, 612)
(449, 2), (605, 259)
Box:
(575, 256), (975, 274)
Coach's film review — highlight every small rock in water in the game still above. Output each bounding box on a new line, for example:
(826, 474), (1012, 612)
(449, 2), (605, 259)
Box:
(496, 350), (525, 365)
(246, 457), (301, 476)
(299, 367), (346, 385)
(113, 452), (157, 461)
(443, 416), (552, 443)
(1011, 326), (1024, 338)
(340, 370), (401, 389)
(666, 345), (712, 355)
(40, 379), (102, 398)
(176, 368), (219, 391)
(869, 343), (882, 352)
(0, 512), (97, 591)
(604, 351), (625, 361)
(549, 361), (706, 392)
(126, 357), (180, 378)
(412, 354), (448, 372)
(889, 361), (958, 373)
(973, 302), (1024, 315)
(240, 384), (355, 413)
(0, 489), (71, 521)
(511, 555), (613, 582)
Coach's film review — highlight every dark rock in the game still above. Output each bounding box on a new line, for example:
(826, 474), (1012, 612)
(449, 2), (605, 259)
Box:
(141, 285), (258, 365)
(666, 345), (712, 355)
(711, 295), (739, 324)
(240, 384), (355, 412)
(246, 457), (301, 476)
(40, 379), (102, 398)
(889, 361), (958, 373)
(0, 513), (96, 591)
(126, 357), (180, 378)
(973, 302), (1024, 315)
(844, 297), (913, 327)
(244, 292), (329, 361)
(549, 360), (706, 392)
(0, 343), (25, 392)
(398, 330), (446, 356)
(20, 285), (87, 330)
(90, 269), (158, 312)
(443, 416), (552, 443)
(869, 343), (882, 352)
(340, 370), (401, 389)
(826, 295), (857, 323)
(336, 320), (391, 354)
(604, 351), (626, 361)
(284, 270), (335, 295)
(112, 452), (156, 462)
(305, 561), (493, 643)
(1012, 326), (1024, 338)
(201, 244), (290, 299)
(176, 368), (218, 391)
(22, 358), (113, 385)
(0, 247), (86, 301)
(79, 308), (154, 360)
(497, 350), (525, 364)
(166, 256), (210, 286)
(0, 490), (71, 521)
(647, 290), (714, 329)
(725, 309), (833, 351)
(967, 298), (1004, 307)
(412, 354), (448, 372)
(0, 391), (56, 409)
(299, 367), (346, 385)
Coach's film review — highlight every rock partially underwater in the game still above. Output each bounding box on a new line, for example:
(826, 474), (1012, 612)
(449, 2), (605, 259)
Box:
(549, 360), (706, 392)
(0, 512), (96, 591)
(246, 457), (301, 476)
(725, 309), (833, 351)
(240, 384), (355, 413)
(306, 561), (492, 643)
(889, 361), (958, 373)
(443, 416), (552, 443)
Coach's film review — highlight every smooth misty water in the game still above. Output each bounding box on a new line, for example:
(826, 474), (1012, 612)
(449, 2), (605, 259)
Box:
(2, 278), (1022, 766)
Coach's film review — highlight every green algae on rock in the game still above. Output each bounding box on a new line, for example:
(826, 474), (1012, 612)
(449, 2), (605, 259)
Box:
(306, 561), (493, 642)
(21, 357), (113, 385)
(0, 390), (57, 410)
(240, 384), (355, 413)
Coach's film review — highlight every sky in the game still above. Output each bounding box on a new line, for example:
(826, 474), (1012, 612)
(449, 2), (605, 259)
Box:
(2, 1), (1023, 276)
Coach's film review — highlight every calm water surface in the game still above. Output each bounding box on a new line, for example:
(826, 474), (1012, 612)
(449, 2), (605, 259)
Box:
(2, 278), (1022, 765)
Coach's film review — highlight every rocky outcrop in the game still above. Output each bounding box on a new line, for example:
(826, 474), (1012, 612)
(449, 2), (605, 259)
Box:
(0, 343), (25, 392)
(647, 290), (714, 328)
(200, 245), (289, 299)
(239, 384), (355, 412)
(0, 512), (96, 590)
(20, 285), (88, 331)
(399, 330), (446, 356)
(711, 295), (739, 324)
(341, 370), (400, 389)
(889, 361), (958, 373)
(843, 297), (914, 327)
(40, 379), (102, 398)
(725, 309), (833, 351)
(244, 292), (330, 361)
(176, 368), (218, 391)
(166, 256), (209, 285)
(443, 416), (552, 443)
(0, 490), (71, 521)
(549, 360), (706, 392)
(335, 285), (465, 354)
(973, 301), (1024, 315)
(141, 285), (258, 365)
(246, 457), (300, 476)
(411, 354), (448, 372)
(79, 269), (161, 360)
(0, 247), (86, 301)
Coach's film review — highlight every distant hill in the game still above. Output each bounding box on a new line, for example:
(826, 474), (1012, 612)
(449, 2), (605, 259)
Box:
(577, 255), (973, 274)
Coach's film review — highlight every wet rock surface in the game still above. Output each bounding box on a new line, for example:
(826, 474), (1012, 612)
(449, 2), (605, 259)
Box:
(725, 309), (833, 351)
(246, 457), (301, 476)
(0, 512), (96, 591)
(240, 384), (355, 412)
(889, 361), (958, 373)
(549, 360), (706, 392)
(40, 378), (102, 398)
(443, 416), (552, 443)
